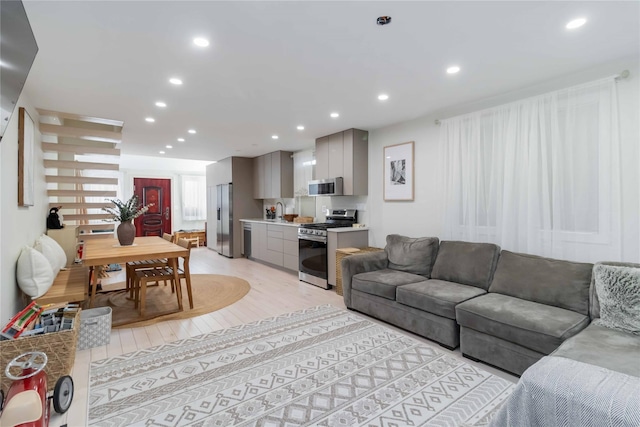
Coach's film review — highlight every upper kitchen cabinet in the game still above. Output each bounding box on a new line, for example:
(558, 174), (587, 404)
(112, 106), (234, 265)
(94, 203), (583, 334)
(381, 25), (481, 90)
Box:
(315, 128), (368, 195)
(253, 150), (293, 199)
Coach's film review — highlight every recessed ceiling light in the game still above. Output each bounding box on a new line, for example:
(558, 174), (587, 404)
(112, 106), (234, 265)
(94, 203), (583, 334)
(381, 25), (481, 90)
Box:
(378, 94), (389, 101)
(166, 145), (173, 149)
(330, 112), (340, 118)
(272, 135), (279, 140)
(188, 129), (196, 134)
(169, 77), (183, 85)
(145, 117), (155, 123)
(446, 66), (461, 74)
(177, 138), (185, 142)
(193, 37), (210, 47)
(566, 18), (587, 29)
(155, 101), (167, 108)
(297, 125), (305, 130)
(159, 151), (165, 154)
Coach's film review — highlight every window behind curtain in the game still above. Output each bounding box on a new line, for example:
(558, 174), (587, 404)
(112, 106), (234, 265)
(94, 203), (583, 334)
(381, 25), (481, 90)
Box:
(439, 77), (620, 262)
(181, 175), (206, 221)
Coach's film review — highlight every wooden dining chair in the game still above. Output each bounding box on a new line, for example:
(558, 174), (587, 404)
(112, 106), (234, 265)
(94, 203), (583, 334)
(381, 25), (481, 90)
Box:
(174, 238), (194, 309)
(132, 238), (193, 316)
(133, 263), (182, 316)
(125, 233), (174, 297)
(132, 239), (193, 316)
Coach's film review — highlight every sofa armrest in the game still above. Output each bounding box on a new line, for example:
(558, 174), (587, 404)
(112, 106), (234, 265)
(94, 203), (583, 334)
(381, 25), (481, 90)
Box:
(341, 251), (388, 307)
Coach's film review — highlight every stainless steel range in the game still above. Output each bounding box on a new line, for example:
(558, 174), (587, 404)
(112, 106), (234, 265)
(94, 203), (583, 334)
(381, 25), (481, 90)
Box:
(298, 209), (357, 289)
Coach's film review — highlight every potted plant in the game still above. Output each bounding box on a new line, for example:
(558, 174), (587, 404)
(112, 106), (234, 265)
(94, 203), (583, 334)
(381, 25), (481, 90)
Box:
(102, 195), (153, 246)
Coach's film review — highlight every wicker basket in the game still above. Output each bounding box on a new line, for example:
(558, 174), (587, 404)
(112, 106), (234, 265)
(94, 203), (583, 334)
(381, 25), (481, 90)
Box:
(0, 309), (80, 393)
(335, 247), (384, 296)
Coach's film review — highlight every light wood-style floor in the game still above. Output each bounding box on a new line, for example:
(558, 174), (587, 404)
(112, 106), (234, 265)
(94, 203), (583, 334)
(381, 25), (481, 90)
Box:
(52, 247), (517, 427)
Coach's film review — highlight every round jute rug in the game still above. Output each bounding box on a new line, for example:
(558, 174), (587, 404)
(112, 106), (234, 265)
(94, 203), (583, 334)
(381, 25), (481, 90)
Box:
(92, 274), (250, 328)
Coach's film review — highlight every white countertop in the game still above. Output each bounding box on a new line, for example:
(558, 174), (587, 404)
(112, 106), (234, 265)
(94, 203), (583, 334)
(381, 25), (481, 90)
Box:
(239, 218), (369, 232)
(328, 227), (369, 233)
(239, 218), (301, 227)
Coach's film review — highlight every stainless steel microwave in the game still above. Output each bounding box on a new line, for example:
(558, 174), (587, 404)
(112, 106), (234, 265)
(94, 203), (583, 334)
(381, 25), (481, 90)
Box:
(308, 178), (343, 196)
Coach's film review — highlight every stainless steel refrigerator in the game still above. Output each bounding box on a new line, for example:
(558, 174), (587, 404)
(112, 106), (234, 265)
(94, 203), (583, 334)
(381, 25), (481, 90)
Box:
(216, 183), (233, 257)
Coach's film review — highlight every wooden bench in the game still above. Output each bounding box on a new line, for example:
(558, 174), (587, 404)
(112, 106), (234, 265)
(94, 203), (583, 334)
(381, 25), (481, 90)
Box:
(34, 266), (90, 305)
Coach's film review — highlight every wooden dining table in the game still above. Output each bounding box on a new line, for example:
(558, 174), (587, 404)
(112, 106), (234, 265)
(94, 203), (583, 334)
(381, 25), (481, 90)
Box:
(83, 236), (189, 311)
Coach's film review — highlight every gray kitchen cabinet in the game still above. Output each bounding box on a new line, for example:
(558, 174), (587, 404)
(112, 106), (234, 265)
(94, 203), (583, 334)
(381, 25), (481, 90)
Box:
(264, 224), (285, 267)
(282, 225), (299, 271)
(253, 151), (293, 199)
(314, 129), (368, 195)
(250, 222), (299, 272)
(315, 136), (329, 180)
(253, 154), (264, 199)
(328, 132), (344, 179)
(251, 222), (267, 261)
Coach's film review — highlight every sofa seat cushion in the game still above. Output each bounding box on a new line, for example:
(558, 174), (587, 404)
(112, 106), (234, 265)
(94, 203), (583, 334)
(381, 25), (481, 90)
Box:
(352, 269), (425, 300)
(397, 279), (486, 320)
(552, 323), (640, 377)
(456, 293), (589, 354)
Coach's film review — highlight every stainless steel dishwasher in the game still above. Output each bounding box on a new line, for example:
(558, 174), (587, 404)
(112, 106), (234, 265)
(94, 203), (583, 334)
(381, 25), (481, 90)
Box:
(243, 222), (251, 258)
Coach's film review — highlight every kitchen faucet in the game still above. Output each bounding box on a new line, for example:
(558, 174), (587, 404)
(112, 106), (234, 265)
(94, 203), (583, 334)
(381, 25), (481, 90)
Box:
(276, 201), (284, 220)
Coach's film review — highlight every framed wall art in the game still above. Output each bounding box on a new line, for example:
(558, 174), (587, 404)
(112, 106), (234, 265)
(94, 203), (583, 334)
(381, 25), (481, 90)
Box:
(18, 107), (35, 206)
(383, 141), (414, 201)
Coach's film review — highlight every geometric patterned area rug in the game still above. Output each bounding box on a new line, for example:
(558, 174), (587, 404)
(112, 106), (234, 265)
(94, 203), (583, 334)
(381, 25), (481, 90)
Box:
(88, 305), (515, 426)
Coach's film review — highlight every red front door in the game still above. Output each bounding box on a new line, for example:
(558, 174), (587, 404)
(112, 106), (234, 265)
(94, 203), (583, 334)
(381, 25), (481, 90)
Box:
(133, 178), (172, 237)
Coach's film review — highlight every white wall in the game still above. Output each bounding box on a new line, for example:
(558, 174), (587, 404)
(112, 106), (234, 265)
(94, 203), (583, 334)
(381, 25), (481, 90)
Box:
(120, 154), (212, 232)
(0, 93), (48, 322)
(367, 57), (640, 262)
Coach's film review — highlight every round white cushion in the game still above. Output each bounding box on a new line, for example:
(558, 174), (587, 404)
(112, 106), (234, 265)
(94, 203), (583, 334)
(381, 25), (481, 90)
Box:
(34, 234), (67, 275)
(17, 246), (55, 299)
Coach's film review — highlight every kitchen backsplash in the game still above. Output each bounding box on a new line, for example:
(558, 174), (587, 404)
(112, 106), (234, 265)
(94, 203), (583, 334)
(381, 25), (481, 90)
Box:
(314, 195), (368, 225)
(262, 196), (368, 225)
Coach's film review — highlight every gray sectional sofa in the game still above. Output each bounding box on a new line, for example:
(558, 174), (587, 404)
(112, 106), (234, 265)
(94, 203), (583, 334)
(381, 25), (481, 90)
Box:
(342, 235), (600, 376)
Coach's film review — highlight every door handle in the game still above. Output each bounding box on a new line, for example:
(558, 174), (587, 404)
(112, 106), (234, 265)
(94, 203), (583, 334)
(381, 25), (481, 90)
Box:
(165, 207), (170, 220)
(217, 208), (221, 220)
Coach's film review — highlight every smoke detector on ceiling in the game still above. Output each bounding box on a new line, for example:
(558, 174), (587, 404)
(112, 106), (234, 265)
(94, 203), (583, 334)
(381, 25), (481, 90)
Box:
(377, 16), (392, 26)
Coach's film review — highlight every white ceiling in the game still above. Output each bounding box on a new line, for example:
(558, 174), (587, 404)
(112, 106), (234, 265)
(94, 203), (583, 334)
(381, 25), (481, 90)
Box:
(23, 1), (639, 162)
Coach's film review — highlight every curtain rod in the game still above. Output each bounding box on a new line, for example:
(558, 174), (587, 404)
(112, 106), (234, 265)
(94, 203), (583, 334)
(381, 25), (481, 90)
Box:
(434, 69), (630, 125)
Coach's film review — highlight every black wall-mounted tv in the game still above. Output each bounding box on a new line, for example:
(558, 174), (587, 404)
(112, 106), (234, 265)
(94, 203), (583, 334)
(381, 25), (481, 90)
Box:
(0, 0), (39, 141)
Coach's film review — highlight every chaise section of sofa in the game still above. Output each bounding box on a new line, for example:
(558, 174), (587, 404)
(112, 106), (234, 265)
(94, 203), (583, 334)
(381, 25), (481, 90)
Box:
(456, 250), (593, 375)
(551, 260), (640, 377)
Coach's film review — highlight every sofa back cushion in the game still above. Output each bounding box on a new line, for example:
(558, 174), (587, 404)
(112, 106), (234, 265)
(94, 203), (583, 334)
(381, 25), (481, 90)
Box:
(489, 250), (592, 315)
(430, 241), (501, 289)
(385, 235), (439, 276)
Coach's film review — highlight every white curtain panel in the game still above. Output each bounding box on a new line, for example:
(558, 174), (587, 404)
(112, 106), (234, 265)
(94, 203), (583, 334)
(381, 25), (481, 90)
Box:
(181, 175), (206, 221)
(439, 77), (620, 262)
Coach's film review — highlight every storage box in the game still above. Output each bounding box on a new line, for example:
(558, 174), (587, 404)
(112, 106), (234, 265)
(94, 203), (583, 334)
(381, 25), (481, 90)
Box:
(0, 309), (80, 393)
(77, 307), (112, 350)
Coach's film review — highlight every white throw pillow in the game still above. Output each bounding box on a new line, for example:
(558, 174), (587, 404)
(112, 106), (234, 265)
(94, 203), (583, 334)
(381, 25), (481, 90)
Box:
(17, 246), (55, 299)
(593, 264), (640, 335)
(34, 234), (67, 274)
